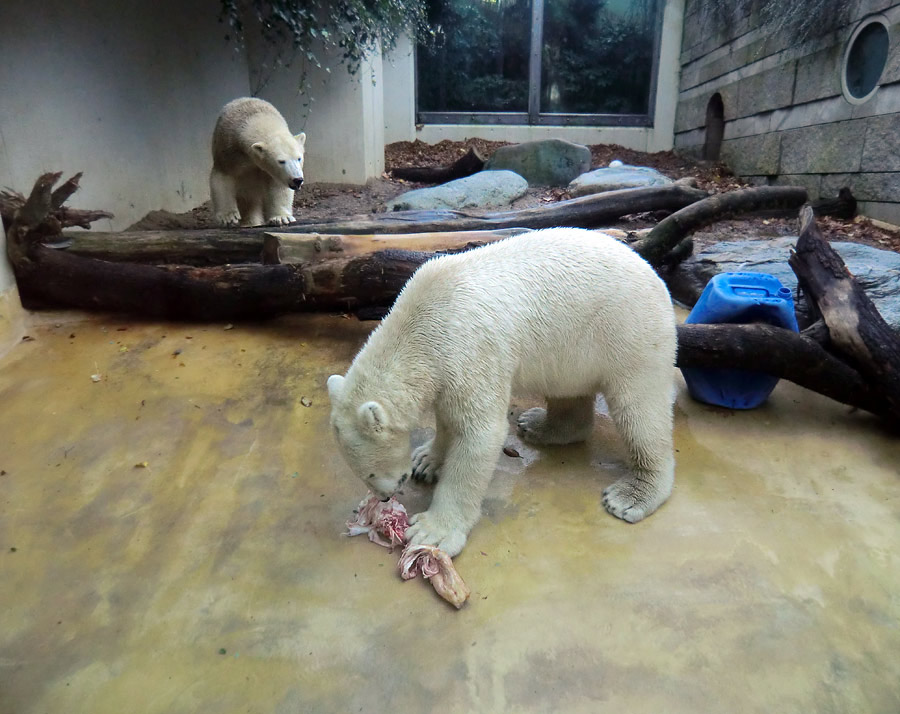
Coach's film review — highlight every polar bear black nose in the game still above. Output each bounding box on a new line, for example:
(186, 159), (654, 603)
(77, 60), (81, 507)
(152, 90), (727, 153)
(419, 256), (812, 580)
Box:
(289, 177), (303, 190)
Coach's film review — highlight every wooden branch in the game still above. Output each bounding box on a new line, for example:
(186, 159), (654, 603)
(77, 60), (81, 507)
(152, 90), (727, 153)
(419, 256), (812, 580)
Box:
(676, 323), (891, 419)
(286, 184), (709, 239)
(788, 206), (900, 417)
(390, 147), (485, 183)
(261, 228), (529, 264)
(2, 177), (113, 231)
(811, 187), (857, 220)
(635, 186), (808, 266)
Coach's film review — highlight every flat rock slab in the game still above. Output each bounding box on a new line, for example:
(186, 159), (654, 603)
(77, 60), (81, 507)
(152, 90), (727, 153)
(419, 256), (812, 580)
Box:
(385, 170), (528, 212)
(485, 140), (591, 187)
(568, 164), (674, 197)
(667, 237), (900, 329)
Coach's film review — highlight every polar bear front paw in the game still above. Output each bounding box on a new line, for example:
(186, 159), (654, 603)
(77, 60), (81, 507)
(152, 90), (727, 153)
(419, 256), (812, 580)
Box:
(216, 211), (241, 227)
(406, 511), (468, 558)
(602, 475), (666, 523)
(411, 440), (441, 484)
(266, 213), (295, 226)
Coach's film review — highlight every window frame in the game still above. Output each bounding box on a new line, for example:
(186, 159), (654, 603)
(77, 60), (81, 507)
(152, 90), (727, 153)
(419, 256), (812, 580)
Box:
(415, 0), (666, 127)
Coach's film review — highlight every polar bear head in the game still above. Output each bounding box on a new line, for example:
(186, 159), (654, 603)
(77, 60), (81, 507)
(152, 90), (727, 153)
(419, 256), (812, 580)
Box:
(326, 374), (410, 500)
(250, 132), (306, 190)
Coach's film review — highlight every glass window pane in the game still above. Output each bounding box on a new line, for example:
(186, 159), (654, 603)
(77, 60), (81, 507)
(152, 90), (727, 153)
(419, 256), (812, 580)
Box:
(417, 0), (532, 113)
(541, 0), (659, 115)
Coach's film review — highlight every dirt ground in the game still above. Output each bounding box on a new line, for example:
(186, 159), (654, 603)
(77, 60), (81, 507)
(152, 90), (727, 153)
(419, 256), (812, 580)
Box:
(127, 139), (900, 254)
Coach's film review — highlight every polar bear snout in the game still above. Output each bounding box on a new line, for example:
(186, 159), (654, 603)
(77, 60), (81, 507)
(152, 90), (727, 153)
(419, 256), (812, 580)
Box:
(366, 472), (409, 501)
(289, 177), (303, 190)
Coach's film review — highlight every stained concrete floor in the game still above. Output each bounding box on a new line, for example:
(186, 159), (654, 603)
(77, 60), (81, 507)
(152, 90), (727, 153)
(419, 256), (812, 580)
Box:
(1, 310), (898, 714)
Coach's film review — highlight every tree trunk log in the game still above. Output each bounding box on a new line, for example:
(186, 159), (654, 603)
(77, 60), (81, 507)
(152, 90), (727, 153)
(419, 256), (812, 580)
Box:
(261, 228), (529, 264)
(58, 184), (706, 265)
(285, 184), (709, 235)
(788, 206), (900, 417)
(61, 228), (274, 265)
(635, 186), (808, 266)
(389, 147), (485, 183)
(676, 323), (891, 419)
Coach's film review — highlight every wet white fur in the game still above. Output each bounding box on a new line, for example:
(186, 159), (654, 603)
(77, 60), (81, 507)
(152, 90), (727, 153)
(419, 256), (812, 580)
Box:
(210, 97), (306, 227)
(327, 227), (678, 557)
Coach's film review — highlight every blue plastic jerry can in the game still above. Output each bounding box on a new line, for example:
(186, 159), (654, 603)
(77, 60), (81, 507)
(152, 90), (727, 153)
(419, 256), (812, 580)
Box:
(681, 272), (799, 409)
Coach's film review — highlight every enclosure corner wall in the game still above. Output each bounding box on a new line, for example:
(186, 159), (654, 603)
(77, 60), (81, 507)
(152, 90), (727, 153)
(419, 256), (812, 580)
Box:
(0, 0), (252, 231)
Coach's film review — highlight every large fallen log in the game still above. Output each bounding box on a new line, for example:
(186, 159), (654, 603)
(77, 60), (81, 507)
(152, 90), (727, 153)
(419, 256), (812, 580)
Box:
(789, 206), (900, 417)
(389, 147), (485, 183)
(635, 186), (808, 266)
(275, 183), (709, 234)
(676, 323), (891, 419)
(56, 184), (706, 264)
(260, 228), (528, 264)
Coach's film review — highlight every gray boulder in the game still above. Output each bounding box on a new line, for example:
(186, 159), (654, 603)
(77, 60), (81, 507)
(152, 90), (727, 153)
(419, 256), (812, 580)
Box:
(385, 170), (528, 212)
(485, 140), (591, 187)
(568, 163), (674, 197)
(667, 237), (900, 329)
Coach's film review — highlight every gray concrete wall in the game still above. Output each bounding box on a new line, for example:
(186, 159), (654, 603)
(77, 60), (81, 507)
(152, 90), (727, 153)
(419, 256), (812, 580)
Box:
(675, 0), (900, 225)
(0, 0), (391, 233)
(0, 0), (252, 231)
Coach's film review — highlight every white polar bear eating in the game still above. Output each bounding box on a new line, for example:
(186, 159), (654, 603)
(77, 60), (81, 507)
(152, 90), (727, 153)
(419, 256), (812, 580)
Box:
(210, 97), (306, 227)
(327, 227), (678, 558)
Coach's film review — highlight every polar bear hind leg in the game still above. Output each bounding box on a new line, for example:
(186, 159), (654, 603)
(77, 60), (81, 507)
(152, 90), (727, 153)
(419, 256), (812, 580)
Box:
(517, 395), (594, 445)
(601, 379), (675, 523)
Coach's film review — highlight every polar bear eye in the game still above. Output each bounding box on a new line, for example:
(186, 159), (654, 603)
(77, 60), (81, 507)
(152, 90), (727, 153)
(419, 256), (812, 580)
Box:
(278, 160), (286, 165)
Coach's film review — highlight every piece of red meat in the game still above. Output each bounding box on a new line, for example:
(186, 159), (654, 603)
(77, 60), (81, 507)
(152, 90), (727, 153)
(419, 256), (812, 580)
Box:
(346, 492), (471, 608)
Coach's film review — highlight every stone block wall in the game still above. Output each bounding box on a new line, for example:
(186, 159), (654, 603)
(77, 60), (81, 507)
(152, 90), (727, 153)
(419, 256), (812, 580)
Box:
(675, 0), (900, 225)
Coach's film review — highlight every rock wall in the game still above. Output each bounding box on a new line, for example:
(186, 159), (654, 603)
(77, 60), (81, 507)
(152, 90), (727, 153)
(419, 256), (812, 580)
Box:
(675, 0), (900, 225)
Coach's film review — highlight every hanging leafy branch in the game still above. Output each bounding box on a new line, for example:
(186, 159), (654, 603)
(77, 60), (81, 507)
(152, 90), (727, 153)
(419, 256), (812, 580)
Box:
(219, 0), (433, 79)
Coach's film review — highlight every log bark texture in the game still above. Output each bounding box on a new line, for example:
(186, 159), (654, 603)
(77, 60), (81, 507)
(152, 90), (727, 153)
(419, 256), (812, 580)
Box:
(789, 206), (900, 418)
(62, 228), (274, 265)
(635, 186), (808, 266)
(261, 228), (529, 265)
(676, 323), (890, 419)
(1, 174), (114, 230)
(389, 147), (485, 183)
(283, 184), (709, 235)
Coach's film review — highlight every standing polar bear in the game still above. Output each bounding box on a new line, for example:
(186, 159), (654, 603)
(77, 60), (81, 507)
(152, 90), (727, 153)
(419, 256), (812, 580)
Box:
(210, 97), (306, 227)
(327, 228), (678, 558)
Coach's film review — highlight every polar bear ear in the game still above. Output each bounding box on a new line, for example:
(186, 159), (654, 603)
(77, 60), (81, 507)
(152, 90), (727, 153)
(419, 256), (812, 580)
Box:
(326, 374), (345, 401)
(295, 132), (306, 148)
(357, 401), (388, 435)
(251, 141), (266, 155)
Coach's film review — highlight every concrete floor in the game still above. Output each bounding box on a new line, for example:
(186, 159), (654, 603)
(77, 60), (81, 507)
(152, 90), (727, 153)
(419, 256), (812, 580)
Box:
(1, 310), (898, 714)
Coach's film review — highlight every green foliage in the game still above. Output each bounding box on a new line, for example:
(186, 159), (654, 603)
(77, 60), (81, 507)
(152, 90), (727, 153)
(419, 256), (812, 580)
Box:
(416, 0), (659, 116)
(219, 0), (433, 78)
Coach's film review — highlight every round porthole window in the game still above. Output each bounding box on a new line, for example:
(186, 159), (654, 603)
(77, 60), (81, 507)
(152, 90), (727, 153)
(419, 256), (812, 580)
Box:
(842, 17), (890, 104)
